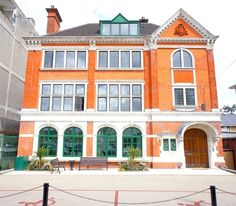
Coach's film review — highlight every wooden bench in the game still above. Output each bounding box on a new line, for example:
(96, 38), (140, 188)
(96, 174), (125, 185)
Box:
(50, 158), (66, 174)
(79, 157), (108, 170)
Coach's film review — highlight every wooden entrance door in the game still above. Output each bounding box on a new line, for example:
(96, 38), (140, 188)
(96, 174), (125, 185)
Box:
(184, 129), (209, 168)
(224, 150), (235, 170)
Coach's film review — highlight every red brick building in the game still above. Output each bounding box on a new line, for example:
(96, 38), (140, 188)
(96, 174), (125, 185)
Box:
(18, 7), (224, 168)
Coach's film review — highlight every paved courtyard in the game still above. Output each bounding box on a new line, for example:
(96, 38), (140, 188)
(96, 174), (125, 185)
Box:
(0, 168), (235, 206)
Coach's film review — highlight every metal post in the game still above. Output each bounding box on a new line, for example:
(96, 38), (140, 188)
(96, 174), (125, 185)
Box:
(43, 183), (49, 206)
(210, 185), (217, 206)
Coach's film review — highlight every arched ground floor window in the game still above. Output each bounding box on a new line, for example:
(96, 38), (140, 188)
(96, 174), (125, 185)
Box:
(122, 127), (142, 157)
(97, 127), (117, 157)
(63, 127), (83, 157)
(38, 127), (58, 156)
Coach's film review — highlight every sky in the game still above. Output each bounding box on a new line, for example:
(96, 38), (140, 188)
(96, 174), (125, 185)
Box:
(15, 0), (236, 108)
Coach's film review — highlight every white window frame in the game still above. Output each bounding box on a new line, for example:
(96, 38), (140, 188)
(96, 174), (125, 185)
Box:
(172, 86), (197, 108)
(162, 138), (177, 152)
(39, 81), (87, 112)
(171, 48), (195, 69)
(96, 82), (144, 112)
(96, 50), (143, 70)
(42, 50), (88, 70)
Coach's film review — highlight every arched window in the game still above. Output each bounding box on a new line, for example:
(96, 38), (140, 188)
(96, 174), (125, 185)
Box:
(172, 50), (193, 68)
(97, 127), (117, 157)
(122, 127), (142, 157)
(38, 127), (58, 156)
(63, 127), (83, 157)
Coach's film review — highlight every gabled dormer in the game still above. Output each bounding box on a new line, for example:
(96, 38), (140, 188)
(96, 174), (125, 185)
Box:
(99, 13), (140, 36)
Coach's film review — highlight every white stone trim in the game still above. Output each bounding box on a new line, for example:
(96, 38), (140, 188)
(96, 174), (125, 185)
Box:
(152, 9), (217, 40)
(20, 111), (221, 122)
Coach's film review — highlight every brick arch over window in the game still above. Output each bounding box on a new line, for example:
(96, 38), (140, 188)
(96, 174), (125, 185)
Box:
(97, 127), (117, 157)
(38, 127), (58, 157)
(63, 127), (83, 157)
(122, 127), (142, 157)
(171, 49), (194, 68)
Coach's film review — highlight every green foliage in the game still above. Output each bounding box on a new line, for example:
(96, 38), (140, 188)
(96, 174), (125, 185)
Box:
(120, 146), (148, 171)
(28, 147), (51, 171)
(221, 104), (236, 114)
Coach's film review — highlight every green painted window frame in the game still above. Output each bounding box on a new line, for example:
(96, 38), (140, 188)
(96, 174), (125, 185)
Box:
(163, 138), (177, 151)
(122, 127), (142, 157)
(97, 127), (117, 157)
(63, 127), (83, 157)
(38, 127), (58, 157)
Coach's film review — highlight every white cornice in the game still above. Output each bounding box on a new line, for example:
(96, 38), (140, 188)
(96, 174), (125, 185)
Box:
(23, 36), (147, 46)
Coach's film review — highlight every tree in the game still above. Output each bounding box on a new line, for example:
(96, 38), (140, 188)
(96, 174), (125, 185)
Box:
(221, 104), (236, 114)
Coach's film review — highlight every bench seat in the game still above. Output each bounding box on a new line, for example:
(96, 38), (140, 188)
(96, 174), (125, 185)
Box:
(79, 157), (108, 170)
(50, 158), (66, 174)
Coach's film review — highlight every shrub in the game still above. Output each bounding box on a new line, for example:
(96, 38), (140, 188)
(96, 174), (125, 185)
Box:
(28, 147), (51, 171)
(120, 146), (148, 171)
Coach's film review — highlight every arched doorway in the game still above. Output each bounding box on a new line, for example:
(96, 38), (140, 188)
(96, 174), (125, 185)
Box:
(184, 129), (209, 168)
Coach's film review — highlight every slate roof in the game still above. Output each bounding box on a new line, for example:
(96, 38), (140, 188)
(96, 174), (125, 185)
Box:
(45, 23), (159, 37)
(221, 114), (236, 126)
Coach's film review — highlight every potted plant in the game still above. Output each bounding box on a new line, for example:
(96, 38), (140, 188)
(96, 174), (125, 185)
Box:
(120, 146), (148, 171)
(28, 147), (51, 170)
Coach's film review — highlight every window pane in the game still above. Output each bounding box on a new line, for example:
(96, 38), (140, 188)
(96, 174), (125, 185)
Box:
(42, 84), (51, 95)
(98, 97), (107, 111)
(76, 84), (85, 95)
(99, 51), (108, 68)
(102, 24), (110, 35)
(55, 51), (64, 68)
(53, 84), (62, 95)
(186, 88), (195, 105)
(183, 51), (193, 67)
(163, 139), (169, 151)
(77, 51), (86, 68)
(132, 51), (141, 68)
(52, 97), (61, 111)
(132, 97), (142, 111)
(109, 84), (118, 96)
(98, 84), (107, 95)
(66, 51), (75, 68)
(173, 50), (181, 67)
(121, 51), (130, 68)
(130, 24), (138, 35)
(170, 139), (176, 151)
(109, 97), (119, 111)
(121, 97), (130, 111)
(174, 88), (184, 105)
(121, 84), (130, 95)
(132, 84), (141, 95)
(75, 97), (84, 111)
(41, 97), (50, 111)
(111, 24), (119, 35)
(64, 84), (74, 95)
(110, 51), (119, 67)
(120, 24), (128, 35)
(44, 51), (53, 68)
(63, 97), (73, 111)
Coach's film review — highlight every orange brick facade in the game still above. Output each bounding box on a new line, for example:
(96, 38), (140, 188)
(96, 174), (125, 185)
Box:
(18, 9), (225, 169)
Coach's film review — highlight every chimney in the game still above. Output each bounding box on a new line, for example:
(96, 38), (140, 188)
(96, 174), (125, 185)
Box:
(46, 5), (62, 34)
(139, 17), (149, 23)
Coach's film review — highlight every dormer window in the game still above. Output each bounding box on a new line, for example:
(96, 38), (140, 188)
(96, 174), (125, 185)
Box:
(100, 14), (140, 36)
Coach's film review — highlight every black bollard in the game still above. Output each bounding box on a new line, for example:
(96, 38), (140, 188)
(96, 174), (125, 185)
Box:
(210, 185), (217, 206)
(43, 183), (49, 206)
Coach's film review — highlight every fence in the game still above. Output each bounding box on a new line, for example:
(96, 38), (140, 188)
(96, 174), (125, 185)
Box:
(0, 183), (236, 206)
(0, 136), (18, 170)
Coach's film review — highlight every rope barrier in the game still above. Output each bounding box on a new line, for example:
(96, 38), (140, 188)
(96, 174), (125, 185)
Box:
(216, 188), (236, 196)
(50, 185), (209, 205)
(0, 185), (42, 199)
